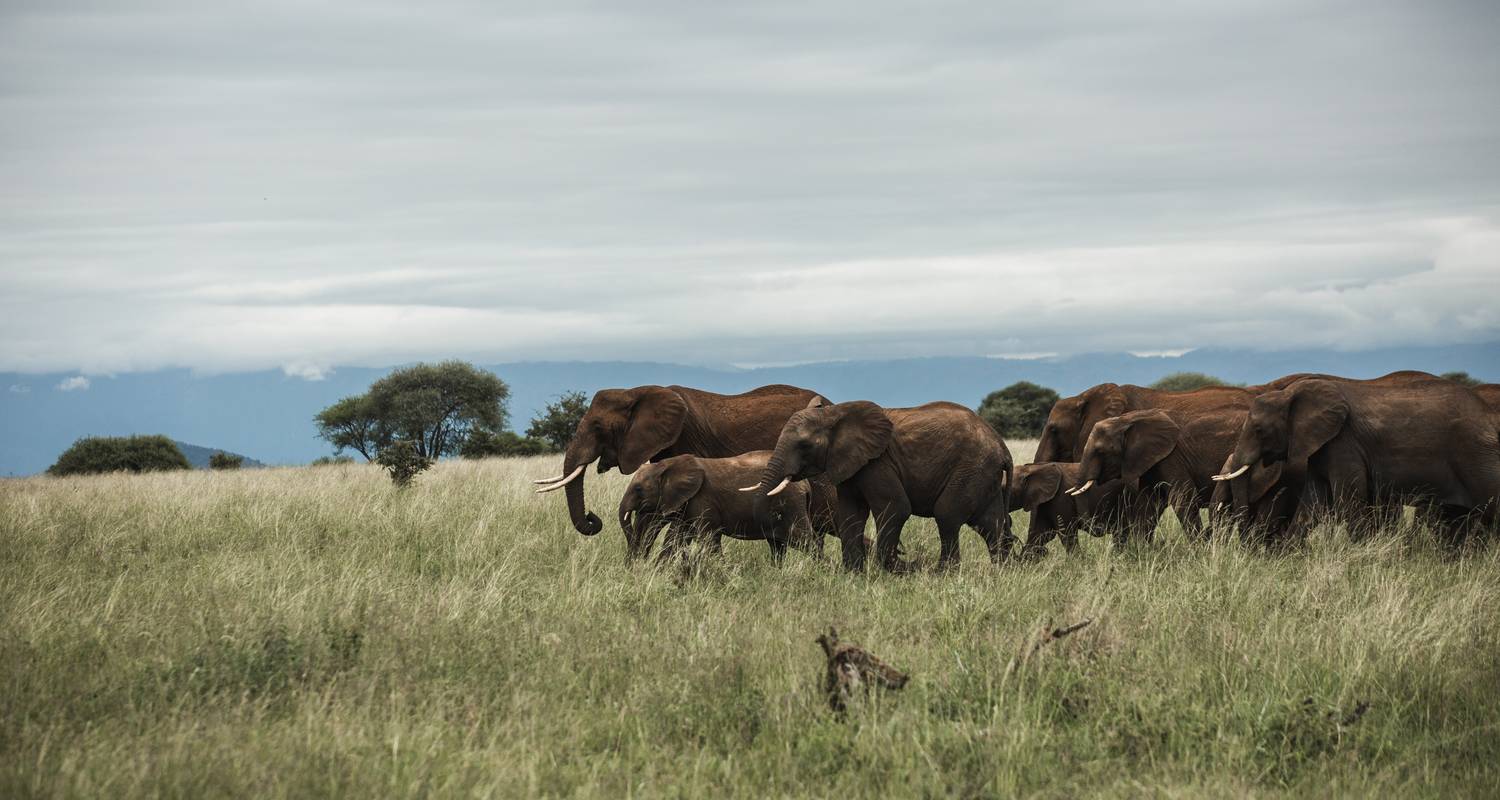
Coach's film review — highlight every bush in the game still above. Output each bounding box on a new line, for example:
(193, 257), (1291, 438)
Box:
(375, 440), (432, 487)
(1150, 372), (1228, 392)
(47, 435), (192, 477)
(209, 452), (244, 470)
(310, 455), (356, 467)
(460, 430), (551, 459)
(525, 390), (588, 452)
(977, 382), (1059, 438)
(1440, 371), (1481, 387)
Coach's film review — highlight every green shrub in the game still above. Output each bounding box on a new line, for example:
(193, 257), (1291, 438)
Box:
(1150, 372), (1229, 392)
(978, 381), (1060, 438)
(208, 452), (244, 470)
(460, 430), (551, 459)
(525, 390), (588, 452)
(310, 455), (356, 467)
(47, 435), (192, 476)
(1440, 371), (1481, 387)
(375, 439), (432, 487)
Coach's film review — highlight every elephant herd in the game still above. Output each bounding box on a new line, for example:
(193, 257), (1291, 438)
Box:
(533, 371), (1500, 571)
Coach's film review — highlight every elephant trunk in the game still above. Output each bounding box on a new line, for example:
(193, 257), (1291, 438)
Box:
(563, 440), (603, 536)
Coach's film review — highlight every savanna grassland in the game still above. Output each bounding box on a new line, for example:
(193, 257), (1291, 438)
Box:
(3, 443), (1499, 798)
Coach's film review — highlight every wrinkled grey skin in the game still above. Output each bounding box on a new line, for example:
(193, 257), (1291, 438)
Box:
(617, 451), (817, 563)
(748, 399), (1013, 573)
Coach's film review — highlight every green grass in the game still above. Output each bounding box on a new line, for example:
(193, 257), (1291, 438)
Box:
(3, 444), (1498, 798)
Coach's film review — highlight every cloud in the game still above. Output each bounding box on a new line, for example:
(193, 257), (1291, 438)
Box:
(56, 376), (90, 392)
(8, 384), (29, 393)
(1, 1), (1497, 373)
(282, 362), (332, 381)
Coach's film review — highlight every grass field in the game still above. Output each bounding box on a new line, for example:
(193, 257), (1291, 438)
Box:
(3, 443), (1499, 798)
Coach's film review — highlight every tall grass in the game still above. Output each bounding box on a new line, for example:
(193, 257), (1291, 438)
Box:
(2, 445), (1498, 798)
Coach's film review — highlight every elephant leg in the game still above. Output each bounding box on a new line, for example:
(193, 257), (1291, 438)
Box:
(766, 534), (788, 564)
(1060, 527), (1079, 553)
(655, 523), (685, 564)
(835, 487), (871, 572)
(1434, 504), (1472, 554)
(1020, 519), (1055, 559)
(935, 515), (964, 569)
(871, 499), (913, 573)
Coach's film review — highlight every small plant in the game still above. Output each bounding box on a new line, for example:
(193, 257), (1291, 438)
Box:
(375, 439), (431, 487)
(311, 454), (355, 467)
(209, 452), (244, 470)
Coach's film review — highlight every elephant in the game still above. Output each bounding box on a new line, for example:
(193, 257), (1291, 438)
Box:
(1034, 383), (1258, 464)
(534, 384), (836, 538)
(1211, 371), (1447, 543)
(743, 399), (1014, 572)
(617, 452), (816, 563)
(1068, 409), (1239, 543)
(1213, 376), (1500, 548)
(1010, 462), (1128, 556)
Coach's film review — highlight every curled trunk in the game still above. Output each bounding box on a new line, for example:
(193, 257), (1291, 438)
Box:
(562, 440), (602, 536)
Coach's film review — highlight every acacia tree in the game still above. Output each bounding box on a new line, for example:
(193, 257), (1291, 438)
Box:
(314, 395), (386, 460)
(315, 361), (510, 461)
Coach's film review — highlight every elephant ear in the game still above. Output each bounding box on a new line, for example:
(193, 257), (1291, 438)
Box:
(1015, 464), (1063, 510)
(826, 401), (894, 484)
(1287, 381), (1349, 464)
(618, 387), (688, 473)
(657, 458), (705, 514)
(806, 395), (829, 409)
(1121, 411), (1180, 484)
(1247, 462), (1284, 505)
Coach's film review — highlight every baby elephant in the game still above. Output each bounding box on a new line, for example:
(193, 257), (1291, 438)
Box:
(1010, 462), (1127, 557)
(617, 451), (817, 562)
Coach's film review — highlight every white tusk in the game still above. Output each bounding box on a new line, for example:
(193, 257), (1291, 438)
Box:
(1212, 464), (1250, 482)
(534, 464), (586, 494)
(1068, 480), (1094, 496)
(532, 474), (565, 484)
(739, 484), (764, 492)
(766, 477), (792, 497)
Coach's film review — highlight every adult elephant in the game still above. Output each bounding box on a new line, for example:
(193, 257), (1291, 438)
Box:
(535, 384), (833, 537)
(742, 399), (1013, 572)
(1034, 383), (1257, 464)
(1214, 377), (1500, 547)
(1211, 371), (1445, 542)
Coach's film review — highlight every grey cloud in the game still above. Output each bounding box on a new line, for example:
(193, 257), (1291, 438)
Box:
(1, 1), (1497, 374)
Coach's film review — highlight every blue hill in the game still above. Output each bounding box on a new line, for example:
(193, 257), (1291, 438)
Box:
(3, 342), (1495, 476)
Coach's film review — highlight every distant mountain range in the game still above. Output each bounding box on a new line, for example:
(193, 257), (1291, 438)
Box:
(172, 441), (266, 470)
(3, 341), (1496, 476)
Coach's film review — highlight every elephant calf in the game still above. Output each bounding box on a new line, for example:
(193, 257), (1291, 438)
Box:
(618, 451), (817, 562)
(1011, 462), (1127, 556)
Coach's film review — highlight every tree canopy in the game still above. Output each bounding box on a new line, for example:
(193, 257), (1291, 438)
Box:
(525, 390), (588, 452)
(48, 435), (192, 476)
(314, 361), (510, 460)
(978, 381), (1060, 439)
(1150, 372), (1229, 392)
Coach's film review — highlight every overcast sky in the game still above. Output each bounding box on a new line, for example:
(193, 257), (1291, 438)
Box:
(3, 1), (1498, 377)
